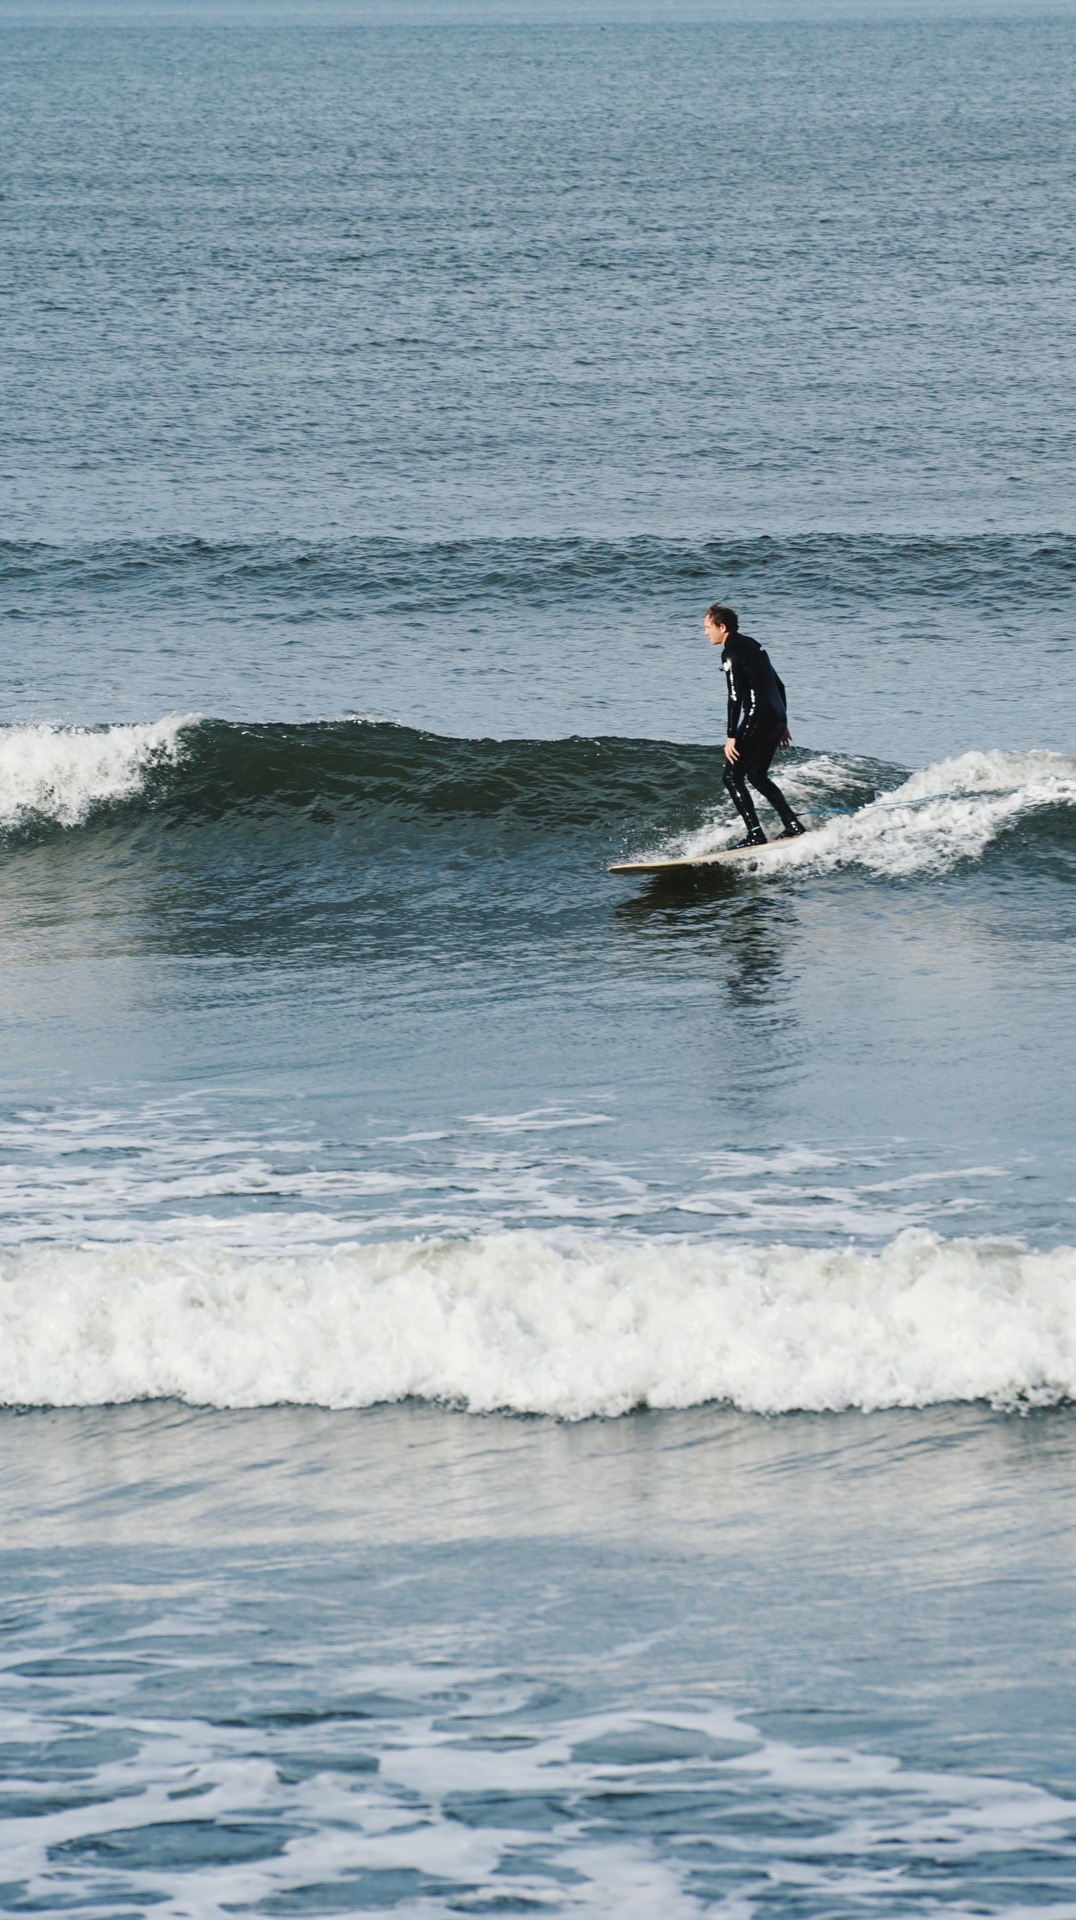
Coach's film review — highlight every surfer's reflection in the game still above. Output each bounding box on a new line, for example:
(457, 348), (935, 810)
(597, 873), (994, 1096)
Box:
(613, 882), (792, 1005)
(611, 863), (739, 926)
(720, 897), (789, 1007)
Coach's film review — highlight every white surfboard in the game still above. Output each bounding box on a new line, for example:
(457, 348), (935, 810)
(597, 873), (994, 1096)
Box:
(608, 833), (813, 876)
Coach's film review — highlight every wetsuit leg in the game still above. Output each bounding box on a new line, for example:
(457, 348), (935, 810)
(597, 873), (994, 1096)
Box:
(738, 730), (802, 834)
(722, 754), (765, 837)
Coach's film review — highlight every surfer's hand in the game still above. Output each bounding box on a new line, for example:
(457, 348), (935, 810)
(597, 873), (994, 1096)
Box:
(724, 736), (739, 764)
(779, 728), (792, 749)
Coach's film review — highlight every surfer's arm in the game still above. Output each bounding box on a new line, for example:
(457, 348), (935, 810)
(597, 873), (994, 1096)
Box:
(723, 655), (743, 739)
(774, 671), (791, 747)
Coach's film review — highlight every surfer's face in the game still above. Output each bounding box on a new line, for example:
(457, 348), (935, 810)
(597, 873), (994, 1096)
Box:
(706, 616), (729, 648)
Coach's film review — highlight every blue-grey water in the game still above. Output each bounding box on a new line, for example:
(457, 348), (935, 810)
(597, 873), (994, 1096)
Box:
(2, 7), (1076, 1914)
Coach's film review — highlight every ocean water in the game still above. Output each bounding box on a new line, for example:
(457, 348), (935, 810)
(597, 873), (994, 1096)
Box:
(3, 6), (1076, 1915)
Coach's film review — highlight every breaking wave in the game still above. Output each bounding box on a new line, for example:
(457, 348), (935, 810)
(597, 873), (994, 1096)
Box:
(0, 718), (1073, 876)
(3, 1229), (1075, 1418)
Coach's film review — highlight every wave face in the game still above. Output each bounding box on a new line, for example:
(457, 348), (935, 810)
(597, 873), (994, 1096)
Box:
(2, 717), (1075, 879)
(0, 717), (716, 841)
(3, 1230), (1075, 1417)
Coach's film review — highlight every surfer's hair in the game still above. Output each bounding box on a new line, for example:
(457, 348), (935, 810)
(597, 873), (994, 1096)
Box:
(707, 603), (739, 636)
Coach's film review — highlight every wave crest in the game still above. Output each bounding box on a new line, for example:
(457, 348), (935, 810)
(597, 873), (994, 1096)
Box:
(811, 748), (1076, 876)
(0, 716), (192, 833)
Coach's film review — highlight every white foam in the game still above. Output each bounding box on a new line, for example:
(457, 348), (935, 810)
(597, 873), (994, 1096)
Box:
(4, 1679), (1073, 1920)
(5, 1103), (999, 1248)
(0, 716), (194, 831)
(674, 748), (1076, 877)
(3, 1228), (1075, 1417)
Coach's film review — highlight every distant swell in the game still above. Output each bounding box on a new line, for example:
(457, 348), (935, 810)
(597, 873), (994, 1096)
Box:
(1, 717), (1074, 876)
(2, 1230), (1075, 1418)
(4, 532), (1075, 612)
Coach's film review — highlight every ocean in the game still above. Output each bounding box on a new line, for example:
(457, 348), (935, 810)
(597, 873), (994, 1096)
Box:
(2, 5), (1076, 1913)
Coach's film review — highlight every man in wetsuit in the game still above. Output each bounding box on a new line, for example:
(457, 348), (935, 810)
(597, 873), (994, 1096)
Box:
(705, 602), (806, 847)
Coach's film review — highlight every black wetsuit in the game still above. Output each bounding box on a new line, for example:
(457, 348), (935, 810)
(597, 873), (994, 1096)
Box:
(720, 632), (801, 840)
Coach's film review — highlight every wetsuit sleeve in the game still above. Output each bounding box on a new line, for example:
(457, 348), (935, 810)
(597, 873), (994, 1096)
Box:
(724, 654), (743, 738)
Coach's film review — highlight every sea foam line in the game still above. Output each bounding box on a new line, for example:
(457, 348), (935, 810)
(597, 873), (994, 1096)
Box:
(2, 1229), (1074, 1417)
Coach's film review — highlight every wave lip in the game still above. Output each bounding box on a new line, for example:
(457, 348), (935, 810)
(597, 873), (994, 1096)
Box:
(3, 1229), (1075, 1418)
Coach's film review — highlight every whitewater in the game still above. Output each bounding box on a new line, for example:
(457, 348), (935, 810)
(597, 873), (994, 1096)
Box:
(0, 715), (192, 832)
(3, 1229), (1076, 1417)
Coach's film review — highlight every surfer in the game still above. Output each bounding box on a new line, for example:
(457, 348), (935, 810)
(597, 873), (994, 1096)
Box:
(706, 604), (806, 847)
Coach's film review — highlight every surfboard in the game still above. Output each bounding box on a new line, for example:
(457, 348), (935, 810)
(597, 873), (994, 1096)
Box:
(608, 834), (813, 876)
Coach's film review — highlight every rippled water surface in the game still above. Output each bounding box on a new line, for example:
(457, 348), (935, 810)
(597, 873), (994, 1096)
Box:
(2, 5), (1076, 1913)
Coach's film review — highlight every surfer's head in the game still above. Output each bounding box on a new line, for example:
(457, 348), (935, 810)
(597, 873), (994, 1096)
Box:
(705, 603), (738, 646)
